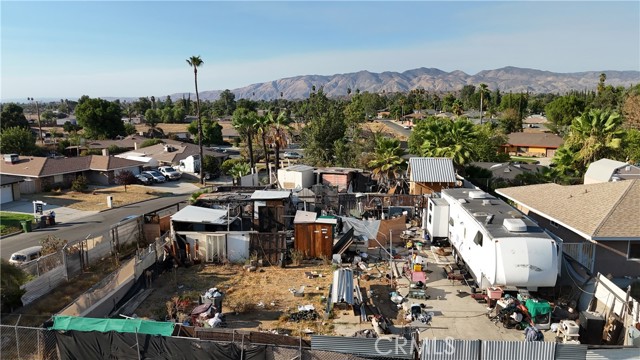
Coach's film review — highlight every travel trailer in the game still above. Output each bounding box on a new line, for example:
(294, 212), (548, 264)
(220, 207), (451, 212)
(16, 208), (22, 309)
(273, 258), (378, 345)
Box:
(429, 188), (561, 291)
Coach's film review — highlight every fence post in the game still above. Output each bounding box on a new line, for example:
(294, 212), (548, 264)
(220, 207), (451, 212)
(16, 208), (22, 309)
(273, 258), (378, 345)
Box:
(136, 329), (141, 360)
(37, 327), (42, 360)
(240, 333), (244, 359)
(15, 315), (21, 360)
(61, 245), (69, 281)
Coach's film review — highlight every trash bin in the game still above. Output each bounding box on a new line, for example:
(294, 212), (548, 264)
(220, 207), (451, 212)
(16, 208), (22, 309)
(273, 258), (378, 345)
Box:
(20, 220), (32, 233)
(40, 215), (48, 228)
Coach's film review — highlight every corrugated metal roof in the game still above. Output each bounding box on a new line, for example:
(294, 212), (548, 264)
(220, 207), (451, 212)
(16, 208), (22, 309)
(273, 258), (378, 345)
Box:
(311, 335), (414, 359)
(331, 268), (355, 305)
(555, 344), (587, 360)
(250, 190), (291, 200)
(481, 340), (555, 360)
(586, 348), (640, 360)
(421, 339), (480, 360)
(409, 157), (456, 183)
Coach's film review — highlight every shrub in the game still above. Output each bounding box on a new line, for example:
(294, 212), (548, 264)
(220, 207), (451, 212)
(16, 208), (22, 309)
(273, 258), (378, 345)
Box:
(114, 170), (137, 192)
(1, 260), (28, 311)
(71, 175), (88, 192)
(140, 139), (164, 148)
(290, 249), (305, 266)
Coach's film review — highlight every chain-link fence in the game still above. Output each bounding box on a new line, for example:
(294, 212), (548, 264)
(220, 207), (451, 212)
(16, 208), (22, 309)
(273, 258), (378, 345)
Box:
(0, 325), (58, 360)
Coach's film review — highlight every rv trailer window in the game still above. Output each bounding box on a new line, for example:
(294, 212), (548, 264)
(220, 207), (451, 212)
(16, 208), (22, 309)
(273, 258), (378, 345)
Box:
(449, 217), (454, 226)
(473, 231), (483, 247)
(428, 214), (432, 224)
(429, 203), (433, 211)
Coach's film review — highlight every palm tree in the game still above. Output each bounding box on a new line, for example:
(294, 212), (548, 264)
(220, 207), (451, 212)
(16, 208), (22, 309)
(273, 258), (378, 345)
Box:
(267, 110), (293, 173)
(186, 55), (204, 184)
(232, 108), (257, 171)
(479, 83), (489, 124)
(228, 162), (251, 186)
(418, 118), (476, 168)
(367, 136), (407, 191)
(451, 101), (464, 117)
(255, 114), (272, 177)
(565, 109), (623, 168)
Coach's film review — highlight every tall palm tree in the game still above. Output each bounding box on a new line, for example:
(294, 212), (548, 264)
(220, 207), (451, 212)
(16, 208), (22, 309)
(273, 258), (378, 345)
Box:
(232, 108), (257, 171)
(479, 83), (489, 124)
(267, 110), (292, 173)
(255, 114), (272, 177)
(186, 56), (204, 184)
(418, 118), (476, 168)
(228, 162), (251, 186)
(451, 101), (463, 117)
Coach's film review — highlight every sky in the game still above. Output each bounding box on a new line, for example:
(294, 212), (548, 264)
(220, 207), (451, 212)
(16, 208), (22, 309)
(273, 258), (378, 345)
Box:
(1, 1), (639, 101)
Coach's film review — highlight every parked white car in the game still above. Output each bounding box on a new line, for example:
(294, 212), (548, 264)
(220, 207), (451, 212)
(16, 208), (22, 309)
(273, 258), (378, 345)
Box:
(158, 166), (182, 181)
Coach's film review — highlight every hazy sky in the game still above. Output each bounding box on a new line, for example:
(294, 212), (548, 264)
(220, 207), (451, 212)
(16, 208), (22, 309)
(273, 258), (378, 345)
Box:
(1, 1), (639, 100)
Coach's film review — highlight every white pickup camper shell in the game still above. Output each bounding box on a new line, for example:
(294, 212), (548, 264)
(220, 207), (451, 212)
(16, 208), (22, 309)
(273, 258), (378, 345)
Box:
(439, 188), (561, 291)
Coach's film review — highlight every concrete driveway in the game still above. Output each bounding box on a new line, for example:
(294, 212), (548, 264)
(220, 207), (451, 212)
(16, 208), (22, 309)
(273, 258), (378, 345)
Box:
(145, 180), (200, 195)
(1, 199), (98, 224)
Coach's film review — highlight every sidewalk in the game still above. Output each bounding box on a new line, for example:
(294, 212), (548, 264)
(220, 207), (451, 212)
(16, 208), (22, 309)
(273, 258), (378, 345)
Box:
(1, 199), (98, 224)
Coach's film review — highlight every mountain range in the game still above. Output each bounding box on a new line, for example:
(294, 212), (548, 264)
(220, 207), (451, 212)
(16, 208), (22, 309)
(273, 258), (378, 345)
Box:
(169, 66), (640, 101)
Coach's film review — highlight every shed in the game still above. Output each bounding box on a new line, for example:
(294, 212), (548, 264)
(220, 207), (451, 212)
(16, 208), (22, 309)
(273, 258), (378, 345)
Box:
(293, 210), (336, 258)
(251, 190), (294, 232)
(277, 165), (315, 190)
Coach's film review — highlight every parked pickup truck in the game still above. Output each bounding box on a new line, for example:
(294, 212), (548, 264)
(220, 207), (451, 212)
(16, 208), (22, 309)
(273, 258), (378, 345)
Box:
(158, 166), (182, 181)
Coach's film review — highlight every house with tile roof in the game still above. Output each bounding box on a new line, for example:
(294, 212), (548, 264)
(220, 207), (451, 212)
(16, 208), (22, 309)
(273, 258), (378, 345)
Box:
(583, 158), (640, 184)
(0, 174), (23, 204)
(115, 141), (228, 169)
(496, 180), (640, 278)
(408, 157), (457, 195)
(0, 154), (145, 194)
(501, 132), (564, 157)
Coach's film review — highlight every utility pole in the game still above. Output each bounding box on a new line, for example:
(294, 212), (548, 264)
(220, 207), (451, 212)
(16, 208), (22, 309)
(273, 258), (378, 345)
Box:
(28, 97), (43, 144)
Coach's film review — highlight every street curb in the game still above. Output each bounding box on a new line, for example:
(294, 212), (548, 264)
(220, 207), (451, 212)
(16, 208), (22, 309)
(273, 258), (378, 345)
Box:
(97, 194), (187, 213)
(0, 230), (24, 239)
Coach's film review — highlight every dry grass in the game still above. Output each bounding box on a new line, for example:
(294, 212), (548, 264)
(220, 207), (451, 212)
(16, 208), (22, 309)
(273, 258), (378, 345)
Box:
(135, 122), (236, 134)
(21, 185), (164, 211)
(137, 262), (335, 336)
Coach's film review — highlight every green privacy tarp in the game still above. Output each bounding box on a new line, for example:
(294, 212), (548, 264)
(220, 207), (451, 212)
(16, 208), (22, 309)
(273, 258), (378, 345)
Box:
(525, 299), (551, 318)
(51, 315), (175, 336)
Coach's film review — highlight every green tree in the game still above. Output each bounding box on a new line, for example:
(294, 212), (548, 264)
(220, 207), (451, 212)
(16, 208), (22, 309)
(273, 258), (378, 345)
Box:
(367, 136), (406, 190)
(202, 154), (221, 179)
(499, 108), (522, 133)
(0, 103), (29, 130)
(451, 101), (464, 117)
(123, 122), (136, 135)
(622, 129), (640, 164)
(301, 89), (346, 166)
(410, 118), (477, 168)
(622, 85), (640, 130)
(187, 55), (205, 184)
(41, 110), (56, 123)
(544, 95), (585, 134)
(133, 97), (152, 116)
(75, 96), (125, 139)
(473, 124), (510, 162)
(597, 73), (607, 95)
(232, 107), (258, 171)
(565, 109), (624, 169)
(228, 162), (251, 186)
(173, 107), (186, 123)
(188, 118), (223, 146)
(0, 127), (38, 155)
(114, 170), (137, 192)
(144, 109), (161, 136)
(267, 110), (293, 172)
(221, 158), (246, 175)
(213, 89), (236, 117)
(255, 114), (272, 173)
(63, 121), (82, 133)
(1, 259), (28, 311)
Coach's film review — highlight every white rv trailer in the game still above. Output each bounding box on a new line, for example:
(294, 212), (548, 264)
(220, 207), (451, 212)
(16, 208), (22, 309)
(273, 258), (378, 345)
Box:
(435, 188), (561, 291)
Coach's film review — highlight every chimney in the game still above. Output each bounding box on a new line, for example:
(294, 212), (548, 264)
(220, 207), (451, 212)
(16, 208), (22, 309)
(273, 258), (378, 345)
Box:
(134, 142), (138, 150)
(102, 148), (109, 157)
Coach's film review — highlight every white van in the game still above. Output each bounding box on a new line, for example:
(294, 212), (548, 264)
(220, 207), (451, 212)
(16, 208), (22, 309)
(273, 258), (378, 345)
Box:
(9, 246), (43, 265)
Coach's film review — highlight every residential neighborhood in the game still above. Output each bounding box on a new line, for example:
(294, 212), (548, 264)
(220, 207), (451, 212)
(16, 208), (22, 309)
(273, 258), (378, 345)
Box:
(1, 1), (639, 360)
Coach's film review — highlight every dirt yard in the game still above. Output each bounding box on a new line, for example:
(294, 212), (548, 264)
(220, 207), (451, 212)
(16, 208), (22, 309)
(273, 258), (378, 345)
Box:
(137, 262), (336, 336)
(21, 185), (164, 211)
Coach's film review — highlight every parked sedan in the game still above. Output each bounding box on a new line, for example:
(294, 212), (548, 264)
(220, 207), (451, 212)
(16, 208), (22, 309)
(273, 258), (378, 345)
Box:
(136, 173), (154, 185)
(142, 170), (166, 183)
(283, 151), (303, 159)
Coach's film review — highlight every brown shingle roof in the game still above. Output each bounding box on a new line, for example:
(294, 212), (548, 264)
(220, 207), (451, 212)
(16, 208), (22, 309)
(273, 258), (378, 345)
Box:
(0, 155), (144, 178)
(496, 180), (640, 239)
(505, 132), (564, 148)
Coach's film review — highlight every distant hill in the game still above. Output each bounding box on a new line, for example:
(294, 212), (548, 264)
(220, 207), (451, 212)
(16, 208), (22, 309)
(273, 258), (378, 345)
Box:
(169, 66), (640, 101)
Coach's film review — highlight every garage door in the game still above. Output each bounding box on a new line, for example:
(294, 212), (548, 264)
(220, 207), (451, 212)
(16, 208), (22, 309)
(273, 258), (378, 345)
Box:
(0, 184), (14, 204)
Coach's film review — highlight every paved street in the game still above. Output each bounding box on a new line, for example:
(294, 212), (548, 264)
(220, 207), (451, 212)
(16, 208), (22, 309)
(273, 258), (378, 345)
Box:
(1, 195), (189, 260)
(377, 119), (412, 138)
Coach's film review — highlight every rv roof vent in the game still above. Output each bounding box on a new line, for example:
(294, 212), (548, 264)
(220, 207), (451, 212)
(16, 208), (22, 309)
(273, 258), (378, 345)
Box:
(485, 214), (495, 225)
(469, 190), (488, 199)
(503, 218), (527, 232)
(507, 211), (523, 219)
(482, 200), (493, 206)
(458, 198), (468, 204)
(3, 154), (19, 164)
(473, 212), (490, 217)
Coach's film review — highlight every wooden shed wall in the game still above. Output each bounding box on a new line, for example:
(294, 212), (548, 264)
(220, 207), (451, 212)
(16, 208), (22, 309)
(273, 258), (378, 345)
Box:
(294, 223), (333, 258)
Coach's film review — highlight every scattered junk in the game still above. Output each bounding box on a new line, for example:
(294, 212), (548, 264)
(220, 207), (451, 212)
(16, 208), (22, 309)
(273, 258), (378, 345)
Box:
(352, 329), (378, 338)
(288, 305), (319, 322)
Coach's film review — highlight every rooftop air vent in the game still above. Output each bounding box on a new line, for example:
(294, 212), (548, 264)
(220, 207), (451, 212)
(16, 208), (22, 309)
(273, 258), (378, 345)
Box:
(4, 154), (19, 164)
(469, 191), (488, 199)
(482, 200), (493, 206)
(503, 218), (527, 232)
